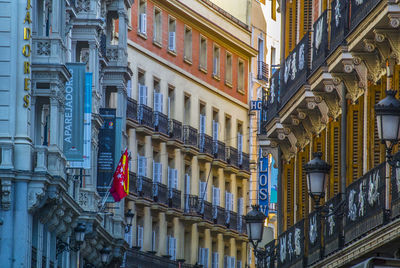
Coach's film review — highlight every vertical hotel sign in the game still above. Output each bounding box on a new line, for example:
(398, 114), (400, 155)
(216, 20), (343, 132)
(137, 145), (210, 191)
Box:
(64, 63), (85, 161)
(23, 0), (32, 108)
(258, 149), (269, 216)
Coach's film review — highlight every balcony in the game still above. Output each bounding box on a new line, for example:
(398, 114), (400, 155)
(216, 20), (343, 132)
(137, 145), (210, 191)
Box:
(153, 182), (168, 206)
(183, 126), (198, 147)
(226, 211), (238, 230)
(106, 45), (127, 66)
(213, 141), (226, 162)
(168, 188), (181, 210)
(200, 200), (213, 222)
(311, 10), (328, 72)
(350, 0), (383, 32)
(239, 153), (250, 172)
(226, 147), (239, 168)
(137, 105), (154, 129)
(168, 119), (183, 142)
(278, 219), (305, 268)
(137, 176), (153, 199)
(127, 98), (138, 122)
(129, 172), (137, 194)
(185, 194), (201, 215)
(257, 61), (269, 81)
(153, 112), (169, 136)
(32, 37), (67, 65)
(198, 133), (213, 155)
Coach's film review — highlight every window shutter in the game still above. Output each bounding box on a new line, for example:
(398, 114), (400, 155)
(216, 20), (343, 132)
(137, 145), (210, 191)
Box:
(212, 252), (219, 268)
(168, 167), (172, 188)
(139, 84), (148, 105)
(172, 237), (177, 260)
(200, 114), (206, 134)
(225, 191), (229, 210)
(213, 57), (218, 76)
(224, 256), (229, 268)
(169, 32), (176, 51)
(137, 226), (143, 249)
(200, 181), (207, 201)
(238, 198), (243, 215)
(237, 133), (243, 153)
(230, 257), (235, 268)
(204, 248), (209, 268)
(236, 260), (242, 268)
(173, 169), (178, 189)
(199, 248), (203, 265)
(167, 235), (171, 256)
(152, 231), (156, 252)
(154, 93), (163, 113)
(185, 174), (190, 194)
(127, 80), (132, 98)
(153, 162), (162, 183)
(167, 97), (171, 118)
(138, 156), (146, 177)
(216, 188), (220, 206)
(140, 13), (147, 34)
(212, 121), (219, 141)
(230, 193), (234, 211)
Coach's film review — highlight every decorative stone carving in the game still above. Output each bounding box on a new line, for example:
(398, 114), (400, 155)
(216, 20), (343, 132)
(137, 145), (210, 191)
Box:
(373, 29), (400, 64)
(1, 179), (12, 210)
(37, 41), (51, 56)
(28, 183), (46, 212)
(76, 0), (90, 13)
(352, 50), (385, 84)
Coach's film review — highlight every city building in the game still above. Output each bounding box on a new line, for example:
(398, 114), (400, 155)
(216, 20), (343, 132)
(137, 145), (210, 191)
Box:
(0, 0), (133, 267)
(260, 0), (400, 267)
(122, 0), (258, 267)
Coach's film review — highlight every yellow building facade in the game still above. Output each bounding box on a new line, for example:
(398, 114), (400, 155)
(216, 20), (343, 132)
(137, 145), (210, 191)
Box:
(260, 0), (400, 267)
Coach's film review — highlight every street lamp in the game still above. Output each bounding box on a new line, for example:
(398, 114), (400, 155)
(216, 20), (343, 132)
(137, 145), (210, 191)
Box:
(56, 223), (86, 256)
(74, 223), (86, 246)
(100, 246), (111, 265)
(304, 152), (331, 208)
(125, 209), (134, 233)
(375, 90), (400, 165)
(245, 205), (266, 249)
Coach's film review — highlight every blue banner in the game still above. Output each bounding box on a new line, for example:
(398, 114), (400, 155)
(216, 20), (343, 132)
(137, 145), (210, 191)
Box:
(64, 63), (85, 161)
(259, 149), (269, 216)
(270, 157), (278, 204)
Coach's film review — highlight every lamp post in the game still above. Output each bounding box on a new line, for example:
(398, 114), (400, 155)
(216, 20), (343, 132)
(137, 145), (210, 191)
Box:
(100, 246), (111, 266)
(125, 209), (134, 233)
(244, 205), (268, 268)
(56, 223), (86, 256)
(374, 90), (400, 166)
(303, 152), (331, 208)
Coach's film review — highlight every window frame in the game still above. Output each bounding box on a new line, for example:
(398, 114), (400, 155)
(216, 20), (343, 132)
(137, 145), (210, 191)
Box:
(212, 44), (220, 80)
(237, 58), (245, 94)
(153, 6), (162, 46)
(183, 25), (193, 64)
(168, 15), (177, 54)
(137, 0), (147, 37)
(225, 51), (233, 87)
(199, 35), (208, 73)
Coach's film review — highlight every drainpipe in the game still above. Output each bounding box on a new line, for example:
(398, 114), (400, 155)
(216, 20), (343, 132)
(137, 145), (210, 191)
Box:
(340, 82), (347, 198)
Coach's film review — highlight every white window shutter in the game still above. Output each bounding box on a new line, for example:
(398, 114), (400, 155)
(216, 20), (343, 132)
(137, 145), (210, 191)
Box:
(172, 237), (177, 260)
(200, 114), (206, 134)
(154, 93), (159, 112)
(225, 191), (229, 210)
(230, 193), (234, 211)
(137, 226), (143, 249)
(200, 181), (207, 201)
(212, 120), (219, 141)
(199, 248), (203, 265)
(216, 188), (220, 206)
(213, 57), (218, 76)
(159, 93), (163, 113)
(212, 252), (219, 268)
(168, 167), (172, 188)
(173, 169), (178, 189)
(152, 160), (156, 181)
(139, 84), (148, 105)
(231, 257), (236, 268)
(236, 260), (242, 268)
(238, 198), (244, 215)
(167, 97), (171, 118)
(204, 248), (209, 268)
(140, 13), (147, 34)
(152, 231), (156, 252)
(237, 133), (243, 153)
(169, 32), (176, 51)
(138, 156), (146, 177)
(185, 174), (190, 194)
(212, 186), (216, 205)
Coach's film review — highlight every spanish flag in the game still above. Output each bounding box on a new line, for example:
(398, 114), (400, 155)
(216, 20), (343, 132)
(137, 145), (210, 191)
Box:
(110, 149), (129, 202)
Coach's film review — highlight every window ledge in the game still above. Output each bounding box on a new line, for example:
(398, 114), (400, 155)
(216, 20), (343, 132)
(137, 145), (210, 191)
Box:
(199, 66), (207, 74)
(237, 88), (245, 95)
(212, 74), (220, 81)
(184, 57), (192, 65)
(225, 80), (233, 88)
(128, 25), (133, 31)
(167, 49), (177, 56)
(153, 40), (162, 48)
(137, 31), (147, 40)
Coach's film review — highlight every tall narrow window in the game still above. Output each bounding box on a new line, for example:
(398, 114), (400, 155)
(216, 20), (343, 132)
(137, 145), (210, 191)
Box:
(168, 17), (176, 52)
(199, 36), (207, 71)
(138, 0), (147, 35)
(168, 86), (175, 119)
(184, 26), (192, 62)
(225, 52), (232, 86)
(184, 94), (191, 125)
(153, 8), (162, 45)
(138, 71), (147, 105)
(237, 59), (244, 93)
(212, 45), (220, 78)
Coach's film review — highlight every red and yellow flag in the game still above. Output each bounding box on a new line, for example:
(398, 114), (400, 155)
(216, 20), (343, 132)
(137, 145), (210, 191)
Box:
(110, 149), (129, 202)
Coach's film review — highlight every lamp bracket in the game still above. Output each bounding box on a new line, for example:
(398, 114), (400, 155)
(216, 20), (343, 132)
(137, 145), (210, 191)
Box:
(56, 237), (81, 256)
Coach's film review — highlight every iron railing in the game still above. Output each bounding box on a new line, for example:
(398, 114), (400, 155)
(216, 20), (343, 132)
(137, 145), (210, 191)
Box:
(307, 210), (322, 266)
(323, 194), (343, 257)
(138, 104), (154, 129)
(240, 152), (250, 171)
(169, 188), (181, 209)
(202, 200), (213, 222)
(137, 176), (153, 199)
(277, 219), (305, 268)
(127, 98), (138, 122)
(129, 172), (137, 194)
(226, 147), (239, 168)
(186, 194), (201, 214)
(198, 133), (213, 155)
(183, 125), (198, 147)
(154, 112), (169, 135)
(153, 182), (168, 205)
(213, 141), (226, 161)
(257, 61), (269, 81)
(168, 119), (183, 141)
(227, 211), (238, 230)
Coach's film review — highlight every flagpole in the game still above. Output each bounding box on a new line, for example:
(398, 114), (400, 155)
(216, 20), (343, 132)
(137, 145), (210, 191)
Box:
(99, 176), (114, 212)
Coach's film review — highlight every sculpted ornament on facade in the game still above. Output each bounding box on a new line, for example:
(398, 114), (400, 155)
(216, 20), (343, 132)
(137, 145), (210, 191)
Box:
(368, 170), (380, 206)
(358, 182), (365, 217)
(335, 0), (341, 27)
(294, 228), (301, 255)
(348, 189), (357, 221)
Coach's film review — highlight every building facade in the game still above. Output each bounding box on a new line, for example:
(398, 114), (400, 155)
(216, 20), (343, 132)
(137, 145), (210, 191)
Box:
(122, 0), (258, 267)
(0, 0), (133, 267)
(260, 0), (400, 267)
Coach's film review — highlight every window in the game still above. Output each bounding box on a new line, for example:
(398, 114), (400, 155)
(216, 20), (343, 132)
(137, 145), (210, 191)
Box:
(167, 236), (177, 260)
(184, 26), (192, 62)
(213, 45), (220, 78)
(168, 86), (175, 118)
(137, 225), (144, 248)
(225, 52), (232, 86)
(138, 0), (147, 35)
(184, 94), (191, 125)
(127, 8), (132, 30)
(199, 36), (207, 71)
(199, 103), (206, 134)
(199, 248), (209, 268)
(237, 59), (244, 92)
(212, 252), (219, 268)
(138, 71), (147, 105)
(168, 17), (176, 52)
(153, 8), (162, 45)
(212, 186), (220, 206)
(153, 79), (163, 112)
(153, 161), (162, 183)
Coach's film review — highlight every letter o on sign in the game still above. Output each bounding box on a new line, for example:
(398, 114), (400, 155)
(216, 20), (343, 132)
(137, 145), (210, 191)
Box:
(259, 174), (267, 186)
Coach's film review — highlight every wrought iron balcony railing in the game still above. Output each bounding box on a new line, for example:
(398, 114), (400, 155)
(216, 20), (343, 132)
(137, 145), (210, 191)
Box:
(153, 112), (168, 135)
(168, 119), (183, 141)
(127, 98), (138, 122)
(169, 188), (181, 209)
(226, 147), (239, 168)
(153, 182), (168, 205)
(201, 200), (213, 222)
(239, 153), (250, 172)
(198, 133), (213, 155)
(129, 172), (137, 194)
(257, 61), (269, 81)
(183, 125), (198, 147)
(186, 194), (201, 214)
(227, 211), (238, 230)
(213, 141), (226, 161)
(137, 104), (154, 129)
(137, 176), (153, 199)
